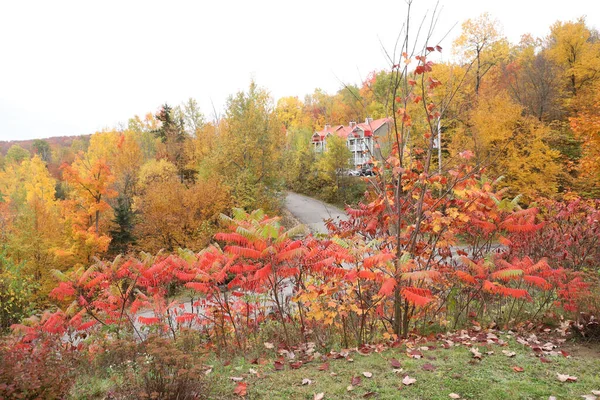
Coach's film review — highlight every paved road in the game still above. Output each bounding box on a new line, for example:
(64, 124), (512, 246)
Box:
(284, 192), (347, 234)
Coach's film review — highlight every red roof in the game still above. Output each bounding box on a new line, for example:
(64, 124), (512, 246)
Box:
(314, 118), (391, 140)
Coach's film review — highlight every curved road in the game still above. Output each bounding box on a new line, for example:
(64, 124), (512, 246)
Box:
(284, 192), (347, 234)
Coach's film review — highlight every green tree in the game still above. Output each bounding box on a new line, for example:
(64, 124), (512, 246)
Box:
(210, 81), (285, 212)
(5, 145), (30, 165)
(32, 139), (52, 163)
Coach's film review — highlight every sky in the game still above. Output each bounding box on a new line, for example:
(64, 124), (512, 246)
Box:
(0, 0), (598, 141)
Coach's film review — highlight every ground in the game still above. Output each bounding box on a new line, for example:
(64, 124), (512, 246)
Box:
(205, 331), (600, 399)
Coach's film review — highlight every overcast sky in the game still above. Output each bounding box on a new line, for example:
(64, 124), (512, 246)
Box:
(0, 0), (598, 141)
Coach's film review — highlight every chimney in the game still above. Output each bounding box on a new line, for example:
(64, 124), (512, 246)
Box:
(349, 121), (356, 128)
(365, 117), (373, 124)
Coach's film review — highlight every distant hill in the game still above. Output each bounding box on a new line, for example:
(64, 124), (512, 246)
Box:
(0, 135), (91, 155)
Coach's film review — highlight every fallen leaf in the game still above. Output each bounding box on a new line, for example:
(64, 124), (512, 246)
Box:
(422, 363), (436, 371)
(502, 350), (516, 357)
(290, 361), (303, 369)
(264, 342), (274, 349)
(581, 395), (597, 400)
(274, 361), (284, 371)
(363, 392), (376, 398)
(593, 391), (600, 396)
(302, 378), (313, 386)
(351, 376), (362, 386)
(363, 371), (373, 378)
(204, 368), (212, 375)
(390, 358), (402, 368)
(540, 357), (552, 363)
(318, 363), (329, 371)
(470, 347), (482, 359)
(407, 350), (423, 359)
(449, 394), (461, 399)
(557, 373), (578, 382)
(234, 382), (247, 397)
(347, 385), (355, 392)
(230, 377), (244, 382)
(512, 366), (524, 372)
(402, 375), (417, 386)
(248, 368), (258, 374)
(314, 393), (324, 400)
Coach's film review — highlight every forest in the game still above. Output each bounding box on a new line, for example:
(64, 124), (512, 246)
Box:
(1, 9), (600, 400)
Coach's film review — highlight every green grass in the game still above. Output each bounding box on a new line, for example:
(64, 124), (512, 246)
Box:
(206, 337), (600, 399)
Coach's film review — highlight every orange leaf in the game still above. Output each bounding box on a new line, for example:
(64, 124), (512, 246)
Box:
(234, 382), (247, 397)
(378, 277), (397, 296)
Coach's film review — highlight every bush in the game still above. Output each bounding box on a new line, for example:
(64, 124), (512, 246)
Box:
(0, 334), (80, 399)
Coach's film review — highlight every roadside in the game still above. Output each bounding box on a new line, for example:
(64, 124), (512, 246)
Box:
(284, 192), (348, 235)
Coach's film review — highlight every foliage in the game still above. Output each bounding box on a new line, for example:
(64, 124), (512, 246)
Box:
(0, 252), (37, 330)
(134, 177), (230, 253)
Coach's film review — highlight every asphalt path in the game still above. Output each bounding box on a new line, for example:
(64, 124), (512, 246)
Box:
(284, 192), (347, 234)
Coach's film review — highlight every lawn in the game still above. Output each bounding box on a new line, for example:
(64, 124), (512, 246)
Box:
(205, 331), (600, 400)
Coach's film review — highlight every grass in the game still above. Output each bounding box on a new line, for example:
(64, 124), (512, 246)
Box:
(206, 336), (600, 399)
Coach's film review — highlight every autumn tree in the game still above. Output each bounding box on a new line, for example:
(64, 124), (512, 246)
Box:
(60, 155), (116, 265)
(209, 81), (285, 212)
(134, 178), (230, 253)
(448, 91), (561, 200)
(570, 81), (600, 196)
(315, 135), (352, 203)
(32, 139), (52, 163)
(0, 156), (63, 294)
(154, 104), (193, 182)
(546, 17), (600, 97)
(5, 145), (30, 165)
(454, 12), (509, 95)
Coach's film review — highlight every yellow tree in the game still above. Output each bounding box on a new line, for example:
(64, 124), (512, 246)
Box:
(546, 18), (600, 97)
(448, 91), (561, 200)
(0, 156), (62, 292)
(454, 13), (509, 95)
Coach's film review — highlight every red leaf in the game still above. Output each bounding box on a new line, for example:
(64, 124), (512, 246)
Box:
(358, 270), (376, 280)
(512, 366), (524, 372)
(290, 361), (303, 369)
(234, 382), (247, 397)
(138, 316), (160, 325)
(390, 358), (402, 368)
(274, 361), (284, 371)
(351, 376), (362, 386)
(318, 363), (329, 371)
(401, 287), (432, 306)
(378, 277), (397, 297)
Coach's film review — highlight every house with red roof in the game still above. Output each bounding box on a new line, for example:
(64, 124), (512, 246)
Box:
(312, 117), (391, 168)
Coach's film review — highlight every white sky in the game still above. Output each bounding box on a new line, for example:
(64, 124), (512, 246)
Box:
(0, 0), (598, 141)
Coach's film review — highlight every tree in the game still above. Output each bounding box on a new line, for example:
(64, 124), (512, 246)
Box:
(0, 156), (62, 293)
(546, 18), (600, 97)
(174, 98), (205, 137)
(134, 178), (230, 253)
(454, 12), (509, 95)
(448, 92), (561, 200)
(316, 135), (352, 203)
(504, 37), (565, 121)
(209, 81), (285, 212)
(570, 81), (600, 196)
(154, 104), (193, 182)
(5, 145), (30, 165)
(32, 140), (52, 163)
(60, 155), (116, 265)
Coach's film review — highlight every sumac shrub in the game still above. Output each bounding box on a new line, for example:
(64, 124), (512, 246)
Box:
(507, 197), (600, 271)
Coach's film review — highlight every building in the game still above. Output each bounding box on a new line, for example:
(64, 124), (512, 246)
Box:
(312, 117), (391, 169)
